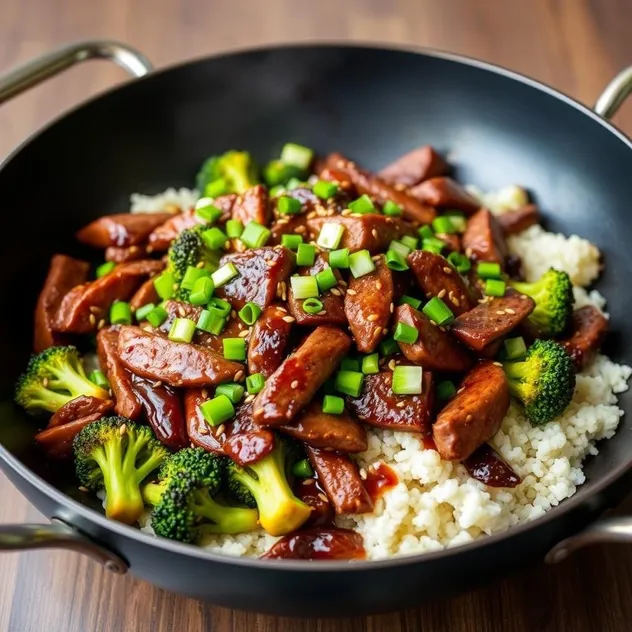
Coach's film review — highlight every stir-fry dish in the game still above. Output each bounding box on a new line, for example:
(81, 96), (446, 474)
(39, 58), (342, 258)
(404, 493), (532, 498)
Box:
(16, 143), (630, 560)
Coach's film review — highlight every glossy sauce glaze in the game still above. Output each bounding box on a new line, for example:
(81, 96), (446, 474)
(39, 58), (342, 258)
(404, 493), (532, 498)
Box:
(262, 528), (366, 560)
(363, 462), (398, 503)
(463, 443), (521, 488)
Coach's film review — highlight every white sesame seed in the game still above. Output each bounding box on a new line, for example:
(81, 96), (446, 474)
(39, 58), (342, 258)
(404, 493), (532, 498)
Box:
(119, 424), (127, 436)
(303, 478), (315, 486)
(318, 493), (329, 503)
(390, 303), (394, 313)
(239, 329), (249, 337)
(396, 401), (406, 407)
(282, 315), (295, 323)
(234, 370), (245, 381)
(291, 380), (299, 389)
(317, 310), (327, 315)
(367, 314), (378, 322)
(78, 486), (89, 493)
(89, 314), (96, 326)
(152, 380), (163, 388)
(330, 288), (341, 296)
(244, 394), (255, 404)
(346, 288), (357, 296)
(201, 388), (209, 398)
(496, 310), (506, 315)
(371, 229), (379, 239)
(388, 359), (397, 371)
(443, 267), (452, 274)
(437, 289), (447, 298)
(359, 468), (368, 480)
(216, 424), (226, 436)
(198, 424), (209, 435)
(505, 308), (516, 314)
(178, 306), (186, 317)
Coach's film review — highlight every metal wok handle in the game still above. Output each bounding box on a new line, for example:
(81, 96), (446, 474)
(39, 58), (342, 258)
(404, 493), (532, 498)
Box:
(0, 40), (152, 105)
(0, 518), (128, 574)
(594, 67), (632, 119)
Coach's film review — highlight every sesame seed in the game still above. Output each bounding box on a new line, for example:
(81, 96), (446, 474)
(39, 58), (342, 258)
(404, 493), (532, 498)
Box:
(359, 468), (368, 480)
(142, 324), (153, 332)
(172, 283), (179, 291)
(244, 394), (255, 404)
(451, 297), (460, 307)
(466, 414), (472, 422)
(496, 310), (506, 315)
(341, 209), (351, 216)
(89, 314), (96, 326)
(119, 424), (127, 436)
(372, 255), (381, 262)
(396, 401), (406, 407)
(318, 493), (329, 503)
(152, 380), (163, 388)
(443, 267), (452, 274)
(97, 319), (106, 330)
(493, 361), (503, 367)
(201, 388), (209, 398)
(41, 377), (49, 388)
(371, 229), (379, 239)
(89, 306), (101, 314)
(395, 183), (406, 191)
(505, 308), (516, 314)
(306, 211), (317, 219)
(388, 359), (397, 371)
(216, 424), (225, 436)
(291, 380), (299, 389)
(303, 478), (315, 486)
(234, 370), (245, 381)
(282, 315), (295, 323)
(367, 314), (378, 322)
(178, 306), (186, 317)
(231, 310), (237, 319)
(78, 486), (89, 493)
(239, 329), (249, 338)
(346, 288), (357, 296)
(276, 306), (287, 313)
(198, 425), (209, 435)
(317, 310), (327, 315)
(390, 303), (394, 313)
(465, 248), (473, 258)
(265, 259), (275, 267)
(330, 288), (341, 296)
(146, 245), (154, 254)
(295, 225), (306, 234)
(437, 289), (446, 298)
(196, 261), (205, 269)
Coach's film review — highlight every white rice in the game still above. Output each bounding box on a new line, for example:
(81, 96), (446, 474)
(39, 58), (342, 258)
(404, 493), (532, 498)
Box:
(132, 187), (631, 560)
(130, 187), (197, 213)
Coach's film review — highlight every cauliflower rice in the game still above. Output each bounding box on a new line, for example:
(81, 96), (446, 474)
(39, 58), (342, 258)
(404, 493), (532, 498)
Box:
(134, 186), (631, 560)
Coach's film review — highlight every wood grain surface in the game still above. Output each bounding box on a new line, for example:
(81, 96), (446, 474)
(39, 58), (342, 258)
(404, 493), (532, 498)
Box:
(2, 0), (632, 630)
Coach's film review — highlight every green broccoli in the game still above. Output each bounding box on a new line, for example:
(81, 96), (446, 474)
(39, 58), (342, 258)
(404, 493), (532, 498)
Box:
(74, 417), (168, 525)
(508, 268), (574, 337)
(262, 160), (305, 188)
(226, 437), (311, 536)
(15, 346), (109, 415)
(502, 339), (576, 426)
(145, 448), (259, 543)
(196, 150), (259, 197)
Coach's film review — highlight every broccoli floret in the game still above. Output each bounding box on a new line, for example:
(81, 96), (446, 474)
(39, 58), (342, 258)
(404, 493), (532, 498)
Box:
(74, 417), (168, 525)
(226, 437), (311, 536)
(15, 346), (109, 415)
(509, 268), (574, 337)
(196, 150), (259, 197)
(503, 339), (576, 426)
(145, 448), (259, 543)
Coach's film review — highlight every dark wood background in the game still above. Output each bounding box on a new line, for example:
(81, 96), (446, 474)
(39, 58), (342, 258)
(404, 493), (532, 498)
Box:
(2, 0), (632, 630)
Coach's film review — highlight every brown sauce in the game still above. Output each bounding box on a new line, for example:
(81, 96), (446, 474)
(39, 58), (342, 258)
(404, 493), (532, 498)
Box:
(422, 435), (437, 451)
(363, 462), (398, 503)
(293, 478), (335, 529)
(262, 528), (366, 560)
(463, 444), (521, 488)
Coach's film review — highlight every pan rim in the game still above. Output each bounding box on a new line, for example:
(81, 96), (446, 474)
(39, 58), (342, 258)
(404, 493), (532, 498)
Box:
(1, 40), (632, 572)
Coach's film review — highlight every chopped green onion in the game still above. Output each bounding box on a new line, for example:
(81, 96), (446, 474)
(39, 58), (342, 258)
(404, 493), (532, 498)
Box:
(296, 243), (316, 267)
(398, 295), (422, 310)
(348, 194), (376, 214)
(302, 297), (324, 314)
(169, 317), (196, 343)
(393, 322), (419, 344)
(349, 249), (376, 278)
(202, 226), (229, 250)
(447, 251), (471, 274)
(418, 225), (434, 241)
(96, 261), (116, 278)
(313, 180), (339, 199)
(196, 309), (226, 335)
(388, 240), (411, 258)
(437, 380), (457, 400)
(215, 382), (245, 404)
(362, 353), (380, 375)
(291, 276), (319, 299)
(205, 178), (229, 198)
(422, 296), (454, 326)
(382, 200), (402, 217)
(400, 235), (418, 250)
(386, 249), (409, 271)
(110, 301), (132, 325)
(134, 302), (156, 322)
(432, 216), (457, 234)
(444, 211), (467, 232)
(225, 219), (244, 239)
(315, 267), (337, 292)
(292, 458), (314, 478)
(209, 297), (232, 317)
(89, 370), (110, 389)
(422, 237), (445, 254)
(280, 142), (314, 169)
(223, 337), (246, 361)
(246, 373), (265, 394)
(146, 305), (168, 328)
(286, 177), (303, 190)
(277, 195), (302, 215)
(200, 395), (235, 426)
(504, 336), (527, 360)
(181, 266), (209, 290)
(379, 337), (399, 356)
(241, 221), (271, 248)
(281, 234), (303, 250)
(341, 357), (361, 371)
(322, 395), (345, 415)
(153, 270), (176, 300)
(335, 370), (364, 397)
(238, 302), (262, 325)
(329, 248), (350, 269)
(317, 222), (345, 250)
(485, 279), (506, 297)
(263, 160), (299, 187)
(477, 262), (502, 279)
(211, 262), (239, 288)
(392, 366), (423, 395)
(195, 203), (223, 224)
(189, 277), (215, 305)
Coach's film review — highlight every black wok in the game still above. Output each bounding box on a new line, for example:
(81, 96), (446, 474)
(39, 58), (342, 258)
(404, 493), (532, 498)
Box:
(1, 40), (632, 617)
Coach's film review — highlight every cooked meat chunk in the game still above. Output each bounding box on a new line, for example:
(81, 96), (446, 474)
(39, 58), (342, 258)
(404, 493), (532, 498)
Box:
(105, 245), (149, 263)
(462, 208), (507, 265)
(379, 145), (449, 187)
(409, 177), (480, 215)
(76, 212), (173, 248)
(223, 400), (276, 466)
(248, 304), (294, 378)
(129, 278), (159, 310)
(270, 215), (309, 245)
(463, 444), (521, 488)
(35, 413), (103, 459)
(560, 305), (609, 370)
(497, 204), (540, 235)
(232, 184), (271, 226)
(48, 396), (114, 429)
(184, 389), (227, 455)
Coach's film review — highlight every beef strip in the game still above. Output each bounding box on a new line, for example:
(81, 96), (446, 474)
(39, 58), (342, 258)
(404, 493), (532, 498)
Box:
(378, 145), (449, 187)
(48, 396), (114, 429)
(560, 305), (609, 370)
(231, 184), (271, 226)
(129, 278), (159, 310)
(35, 413), (103, 459)
(76, 212), (173, 248)
(223, 400), (276, 466)
(247, 304), (294, 378)
(408, 177), (480, 215)
(185, 389), (226, 455)
(497, 204), (540, 235)
(105, 245), (150, 263)
(462, 208), (507, 265)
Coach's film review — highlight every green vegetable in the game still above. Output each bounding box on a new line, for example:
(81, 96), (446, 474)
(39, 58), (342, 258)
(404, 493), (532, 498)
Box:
(263, 160), (304, 187)
(146, 305), (169, 328)
(240, 222), (271, 249)
(96, 261), (116, 278)
(296, 243), (316, 266)
(277, 196), (302, 215)
(348, 194), (376, 214)
(392, 365), (423, 395)
(437, 380), (456, 400)
(422, 296), (454, 326)
(89, 370), (110, 390)
(504, 337), (527, 360)
(335, 370), (364, 397)
(349, 249), (375, 278)
(168, 317), (196, 343)
(223, 338), (246, 361)
(196, 150), (259, 197)
(322, 394), (345, 414)
(246, 373), (265, 394)
(315, 267), (337, 292)
(484, 279), (506, 297)
(215, 383), (245, 404)
(281, 234), (302, 250)
(200, 395), (235, 426)
(393, 322), (418, 344)
(382, 200), (402, 217)
(134, 302), (156, 322)
(313, 180), (339, 199)
(477, 262), (501, 279)
(329, 248), (350, 269)
(238, 302), (262, 326)
(280, 143), (314, 170)
(291, 276), (319, 299)
(361, 353), (380, 375)
(302, 297), (324, 314)
(316, 223), (344, 249)
(110, 301), (132, 325)
(292, 459), (314, 478)
(211, 262), (239, 288)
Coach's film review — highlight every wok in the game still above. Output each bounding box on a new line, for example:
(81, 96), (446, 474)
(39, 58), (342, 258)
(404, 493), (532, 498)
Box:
(0, 41), (632, 617)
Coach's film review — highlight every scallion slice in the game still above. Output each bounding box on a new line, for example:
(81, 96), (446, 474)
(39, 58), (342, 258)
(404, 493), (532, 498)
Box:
(195, 203), (223, 224)
(422, 237), (445, 254)
(361, 353), (380, 375)
(432, 216), (457, 234)
(335, 370), (364, 397)
(181, 266), (209, 291)
(349, 249), (375, 278)
(296, 243), (316, 267)
(189, 276), (215, 305)
(199, 395), (235, 426)
(316, 222), (345, 249)
(134, 302), (156, 322)
(202, 226), (229, 250)
(477, 262), (502, 279)
(418, 225), (434, 241)
(280, 142), (314, 169)
(329, 248), (350, 269)
(447, 251), (471, 274)
(281, 234), (303, 250)
(422, 296), (454, 325)
(205, 178), (229, 198)
(393, 322), (419, 344)
(379, 337), (399, 356)
(315, 267), (337, 292)
(146, 305), (168, 328)
(292, 458), (314, 478)
(382, 200), (402, 217)
(313, 180), (339, 199)
(392, 365), (423, 395)
(225, 219), (244, 239)
(386, 249), (409, 272)
(388, 240), (411, 258)
(208, 297), (232, 317)
(110, 301), (132, 325)
(398, 295), (422, 310)
(96, 261), (116, 278)
(223, 337), (246, 361)
(484, 279), (506, 297)
(348, 194), (376, 214)
(277, 195), (302, 215)
(400, 235), (418, 251)
(241, 221), (271, 248)
(211, 262), (239, 288)
(169, 317), (196, 343)
(302, 297), (324, 314)
(444, 211), (467, 232)
(215, 382), (245, 404)
(322, 394), (345, 415)
(153, 270), (176, 300)
(196, 309), (226, 335)
(290, 276), (319, 299)
(504, 336), (527, 360)
(246, 373), (265, 394)
(89, 370), (110, 389)
(437, 380), (457, 400)
(238, 302), (262, 325)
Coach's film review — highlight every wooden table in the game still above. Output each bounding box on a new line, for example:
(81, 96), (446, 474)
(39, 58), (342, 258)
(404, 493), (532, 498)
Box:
(2, 0), (632, 629)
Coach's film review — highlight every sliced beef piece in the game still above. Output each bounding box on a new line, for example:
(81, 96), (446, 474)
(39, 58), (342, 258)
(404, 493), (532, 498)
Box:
(294, 480), (335, 529)
(462, 208), (507, 265)
(497, 204), (540, 235)
(288, 254), (346, 327)
(321, 152), (436, 225)
(35, 413), (102, 459)
(105, 245), (149, 263)
(378, 145), (449, 187)
(408, 250), (473, 316)
(48, 396), (114, 429)
(215, 247), (296, 310)
(262, 528), (365, 560)
(394, 304), (472, 372)
(248, 304), (294, 378)
(450, 288), (535, 352)
(279, 401), (367, 453)
(117, 326), (243, 387)
(223, 400), (276, 466)
(76, 212), (173, 248)
(347, 369), (434, 433)
(275, 186), (350, 219)
(54, 259), (164, 334)
(409, 177), (480, 215)
(344, 255), (393, 352)
(34, 254), (90, 352)
(129, 278), (159, 310)
(433, 361), (510, 461)
(232, 184), (271, 226)
(305, 446), (373, 515)
(185, 389), (226, 455)
(96, 327), (142, 419)
(269, 214), (309, 245)
(306, 214), (415, 254)
(463, 443), (521, 488)
(253, 326), (351, 426)
(560, 305), (608, 370)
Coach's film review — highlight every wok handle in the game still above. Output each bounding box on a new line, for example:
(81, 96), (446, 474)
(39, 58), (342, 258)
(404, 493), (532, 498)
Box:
(0, 518), (128, 574)
(594, 67), (632, 119)
(0, 40), (152, 105)
(545, 516), (632, 563)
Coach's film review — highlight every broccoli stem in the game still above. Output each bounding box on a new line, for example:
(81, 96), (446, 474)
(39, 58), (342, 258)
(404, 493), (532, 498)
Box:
(193, 491), (259, 535)
(142, 482), (165, 507)
(54, 363), (109, 400)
